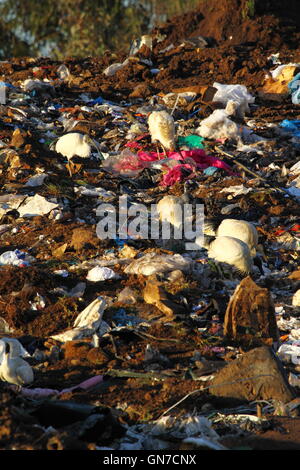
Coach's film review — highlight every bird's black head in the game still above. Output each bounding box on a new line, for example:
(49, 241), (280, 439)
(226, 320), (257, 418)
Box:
(253, 256), (264, 276)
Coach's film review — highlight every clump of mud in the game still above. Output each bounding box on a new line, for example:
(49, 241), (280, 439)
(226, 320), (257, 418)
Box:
(153, 0), (300, 50)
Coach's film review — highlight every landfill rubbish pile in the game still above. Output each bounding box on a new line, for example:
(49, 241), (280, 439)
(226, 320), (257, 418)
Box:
(0, 0), (300, 451)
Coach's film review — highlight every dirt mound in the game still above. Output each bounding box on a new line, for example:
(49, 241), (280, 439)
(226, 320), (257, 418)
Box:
(153, 0), (300, 50)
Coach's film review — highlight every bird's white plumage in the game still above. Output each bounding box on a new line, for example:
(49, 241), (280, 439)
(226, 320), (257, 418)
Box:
(0, 338), (23, 358)
(0, 339), (34, 386)
(215, 219), (258, 256)
(157, 195), (184, 229)
(148, 111), (175, 151)
(207, 236), (253, 274)
(55, 133), (92, 161)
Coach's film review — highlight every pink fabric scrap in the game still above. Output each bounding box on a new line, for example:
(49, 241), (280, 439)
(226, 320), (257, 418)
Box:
(10, 375), (104, 399)
(137, 149), (233, 172)
(161, 164), (195, 186)
(121, 143), (235, 185)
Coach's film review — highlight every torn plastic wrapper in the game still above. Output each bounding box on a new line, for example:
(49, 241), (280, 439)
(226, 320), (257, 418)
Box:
(17, 194), (59, 218)
(101, 148), (148, 177)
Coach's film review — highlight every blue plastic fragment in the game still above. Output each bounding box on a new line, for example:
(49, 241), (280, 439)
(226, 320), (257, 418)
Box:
(88, 96), (105, 105)
(188, 108), (202, 118)
(0, 81), (16, 89)
(114, 237), (126, 247)
(203, 166), (219, 175)
(112, 308), (142, 327)
(280, 119), (300, 137)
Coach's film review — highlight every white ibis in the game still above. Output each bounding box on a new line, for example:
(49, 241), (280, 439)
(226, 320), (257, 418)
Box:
(54, 132), (101, 176)
(204, 235), (253, 275)
(205, 218), (258, 256)
(0, 339), (34, 387)
(148, 110), (176, 155)
(157, 183), (190, 229)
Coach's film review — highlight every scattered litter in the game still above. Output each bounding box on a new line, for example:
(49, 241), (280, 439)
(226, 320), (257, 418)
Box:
(0, 250), (35, 267)
(1, 0), (300, 451)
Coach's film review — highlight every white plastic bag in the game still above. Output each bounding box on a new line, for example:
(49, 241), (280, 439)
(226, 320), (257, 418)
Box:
(0, 249), (34, 267)
(86, 266), (117, 282)
(277, 343), (300, 365)
(212, 82), (255, 115)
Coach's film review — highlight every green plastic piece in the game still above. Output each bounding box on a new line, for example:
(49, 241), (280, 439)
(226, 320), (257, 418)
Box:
(177, 135), (205, 149)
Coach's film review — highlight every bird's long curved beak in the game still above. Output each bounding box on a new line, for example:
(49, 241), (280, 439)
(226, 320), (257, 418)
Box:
(253, 255), (264, 275)
(89, 138), (104, 160)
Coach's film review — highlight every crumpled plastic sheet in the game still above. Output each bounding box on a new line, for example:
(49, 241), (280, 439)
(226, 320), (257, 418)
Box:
(288, 72), (300, 104)
(138, 149), (234, 181)
(25, 173), (48, 187)
(86, 266), (117, 282)
(212, 82), (255, 114)
(101, 149), (148, 177)
(0, 249), (34, 267)
(220, 185), (253, 196)
(18, 194), (59, 218)
(124, 252), (192, 276)
(177, 135), (205, 149)
(119, 414), (225, 451)
(161, 163), (196, 186)
(277, 342), (300, 365)
(196, 109), (242, 142)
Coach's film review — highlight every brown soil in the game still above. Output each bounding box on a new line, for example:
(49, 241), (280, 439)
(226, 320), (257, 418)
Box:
(153, 0), (300, 49)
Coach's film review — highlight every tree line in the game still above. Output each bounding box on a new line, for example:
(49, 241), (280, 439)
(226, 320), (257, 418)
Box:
(0, 0), (201, 59)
